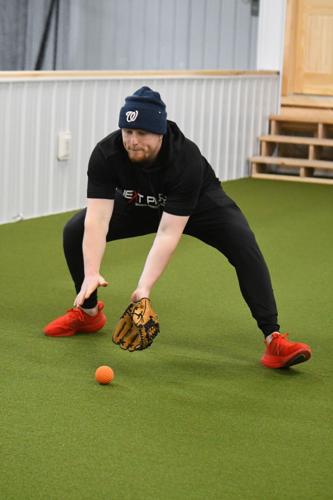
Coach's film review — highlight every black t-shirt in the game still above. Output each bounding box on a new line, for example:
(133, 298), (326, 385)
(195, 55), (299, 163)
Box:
(87, 120), (222, 216)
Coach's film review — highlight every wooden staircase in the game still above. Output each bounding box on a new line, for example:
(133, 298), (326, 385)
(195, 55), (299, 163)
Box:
(250, 102), (333, 185)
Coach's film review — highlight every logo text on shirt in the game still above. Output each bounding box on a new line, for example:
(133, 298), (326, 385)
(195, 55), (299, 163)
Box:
(122, 189), (167, 209)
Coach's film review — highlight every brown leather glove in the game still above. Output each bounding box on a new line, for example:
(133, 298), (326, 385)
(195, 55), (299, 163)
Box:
(112, 298), (159, 352)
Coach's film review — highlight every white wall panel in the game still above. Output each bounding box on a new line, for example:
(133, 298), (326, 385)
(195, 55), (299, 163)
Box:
(0, 72), (279, 224)
(257, 0), (286, 71)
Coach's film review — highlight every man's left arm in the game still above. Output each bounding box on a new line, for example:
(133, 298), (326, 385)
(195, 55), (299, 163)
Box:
(131, 211), (189, 302)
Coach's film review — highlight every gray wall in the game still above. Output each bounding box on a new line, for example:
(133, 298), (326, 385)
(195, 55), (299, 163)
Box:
(0, 0), (29, 69)
(1, 0), (259, 71)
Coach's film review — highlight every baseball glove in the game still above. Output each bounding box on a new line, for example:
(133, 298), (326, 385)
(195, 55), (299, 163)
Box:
(112, 298), (159, 352)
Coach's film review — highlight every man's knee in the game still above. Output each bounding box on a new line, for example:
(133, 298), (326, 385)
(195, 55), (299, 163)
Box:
(225, 225), (265, 268)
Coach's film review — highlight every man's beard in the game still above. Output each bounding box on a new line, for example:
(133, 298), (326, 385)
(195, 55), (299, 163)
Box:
(127, 149), (151, 164)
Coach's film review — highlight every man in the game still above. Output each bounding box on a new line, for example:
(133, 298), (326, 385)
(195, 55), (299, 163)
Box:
(44, 86), (312, 369)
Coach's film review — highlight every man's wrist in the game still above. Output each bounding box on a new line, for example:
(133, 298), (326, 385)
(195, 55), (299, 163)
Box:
(84, 272), (100, 280)
(132, 284), (151, 302)
(137, 283), (151, 295)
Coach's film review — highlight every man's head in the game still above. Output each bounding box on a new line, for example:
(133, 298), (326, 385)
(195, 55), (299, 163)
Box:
(118, 86), (167, 163)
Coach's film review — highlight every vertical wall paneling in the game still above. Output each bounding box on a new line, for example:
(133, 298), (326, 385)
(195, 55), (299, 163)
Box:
(0, 73), (279, 224)
(1, 83), (12, 219)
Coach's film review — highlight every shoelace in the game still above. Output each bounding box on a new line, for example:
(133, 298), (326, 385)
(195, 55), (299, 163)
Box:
(271, 333), (289, 355)
(66, 307), (87, 323)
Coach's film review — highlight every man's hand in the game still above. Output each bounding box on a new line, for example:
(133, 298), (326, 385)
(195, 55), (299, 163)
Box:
(131, 287), (150, 303)
(74, 274), (108, 307)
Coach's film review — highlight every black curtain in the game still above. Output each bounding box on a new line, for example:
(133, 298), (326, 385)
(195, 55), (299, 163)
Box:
(34, 0), (60, 69)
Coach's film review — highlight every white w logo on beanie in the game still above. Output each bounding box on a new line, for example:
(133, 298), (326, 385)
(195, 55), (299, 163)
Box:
(126, 110), (139, 122)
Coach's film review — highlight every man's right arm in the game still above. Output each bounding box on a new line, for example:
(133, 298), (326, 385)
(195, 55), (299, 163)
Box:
(74, 198), (114, 307)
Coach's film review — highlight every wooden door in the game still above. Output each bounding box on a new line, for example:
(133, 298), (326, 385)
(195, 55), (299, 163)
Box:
(283, 0), (333, 96)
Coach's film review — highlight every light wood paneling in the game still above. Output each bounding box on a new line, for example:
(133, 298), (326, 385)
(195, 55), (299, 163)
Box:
(282, 0), (298, 95)
(283, 0), (333, 96)
(294, 0), (333, 95)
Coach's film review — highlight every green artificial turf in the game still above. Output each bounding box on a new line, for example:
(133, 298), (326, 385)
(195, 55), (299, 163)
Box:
(1, 179), (333, 500)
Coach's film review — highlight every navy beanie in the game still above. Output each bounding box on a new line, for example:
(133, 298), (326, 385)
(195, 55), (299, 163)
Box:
(118, 86), (167, 134)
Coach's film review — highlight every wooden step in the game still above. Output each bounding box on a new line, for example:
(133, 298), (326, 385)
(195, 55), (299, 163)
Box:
(250, 156), (333, 185)
(252, 111), (333, 184)
(269, 114), (333, 138)
(270, 114), (333, 125)
(259, 134), (333, 159)
(281, 95), (333, 110)
(259, 135), (333, 147)
(251, 172), (333, 185)
(280, 107), (333, 119)
(251, 156), (333, 170)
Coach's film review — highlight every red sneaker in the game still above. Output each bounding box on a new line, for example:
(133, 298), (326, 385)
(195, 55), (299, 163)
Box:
(43, 301), (106, 337)
(261, 332), (312, 368)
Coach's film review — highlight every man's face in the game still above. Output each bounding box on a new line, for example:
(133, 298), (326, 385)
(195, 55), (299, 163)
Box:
(121, 129), (163, 163)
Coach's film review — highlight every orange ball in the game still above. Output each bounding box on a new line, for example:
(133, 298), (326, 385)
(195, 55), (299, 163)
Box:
(95, 365), (114, 385)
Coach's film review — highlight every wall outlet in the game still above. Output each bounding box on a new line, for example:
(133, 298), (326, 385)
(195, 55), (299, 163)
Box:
(57, 130), (71, 160)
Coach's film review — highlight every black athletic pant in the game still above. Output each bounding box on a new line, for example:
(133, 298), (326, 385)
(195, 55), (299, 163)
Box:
(63, 191), (280, 337)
